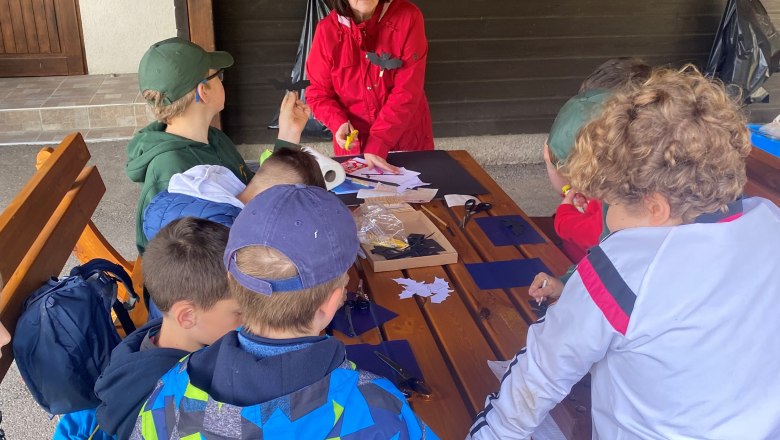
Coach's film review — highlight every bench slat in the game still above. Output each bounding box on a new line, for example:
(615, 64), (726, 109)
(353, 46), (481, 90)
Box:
(0, 165), (104, 378)
(0, 133), (90, 283)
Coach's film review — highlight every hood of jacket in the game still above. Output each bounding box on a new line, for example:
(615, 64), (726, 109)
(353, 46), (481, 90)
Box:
(94, 319), (188, 439)
(126, 122), (219, 183)
(187, 331), (346, 407)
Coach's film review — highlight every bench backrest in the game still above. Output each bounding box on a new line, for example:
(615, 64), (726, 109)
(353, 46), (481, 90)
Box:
(0, 133), (144, 380)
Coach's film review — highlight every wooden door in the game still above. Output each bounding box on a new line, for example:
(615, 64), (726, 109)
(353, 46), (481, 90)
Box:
(0, 0), (86, 77)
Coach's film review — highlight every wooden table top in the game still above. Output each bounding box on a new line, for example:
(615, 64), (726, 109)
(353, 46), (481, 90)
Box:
(334, 150), (592, 439)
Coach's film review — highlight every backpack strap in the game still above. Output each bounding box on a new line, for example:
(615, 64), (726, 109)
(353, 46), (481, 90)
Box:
(70, 258), (139, 334)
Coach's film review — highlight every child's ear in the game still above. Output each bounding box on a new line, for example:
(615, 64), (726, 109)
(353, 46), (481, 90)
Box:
(645, 192), (673, 226)
(313, 286), (346, 332)
(322, 287), (345, 318)
(196, 81), (209, 103)
(169, 300), (198, 330)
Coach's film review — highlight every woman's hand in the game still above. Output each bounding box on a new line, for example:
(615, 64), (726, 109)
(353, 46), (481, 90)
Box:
(528, 272), (564, 302)
(364, 153), (400, 174)
(277, 91), (311, 144)
(335, 121), (354, 149)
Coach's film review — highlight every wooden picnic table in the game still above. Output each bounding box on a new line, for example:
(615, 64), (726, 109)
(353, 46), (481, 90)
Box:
(334, 150), (591, 440)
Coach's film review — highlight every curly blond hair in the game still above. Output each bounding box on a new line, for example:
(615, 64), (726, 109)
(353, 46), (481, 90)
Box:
(565, 66), (750, 223)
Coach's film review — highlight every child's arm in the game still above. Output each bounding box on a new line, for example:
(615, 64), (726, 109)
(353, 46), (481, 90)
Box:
(277, 91), (311, 145)
(554, 199), (603, 248)
(469, 255), (620, 439)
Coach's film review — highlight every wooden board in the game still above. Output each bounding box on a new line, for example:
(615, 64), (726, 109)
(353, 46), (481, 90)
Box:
(0, 0), (84, 76)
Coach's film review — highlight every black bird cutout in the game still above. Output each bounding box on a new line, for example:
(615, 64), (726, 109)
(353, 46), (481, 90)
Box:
(366, 52), (403, 75)
(268, 78), (311, 91)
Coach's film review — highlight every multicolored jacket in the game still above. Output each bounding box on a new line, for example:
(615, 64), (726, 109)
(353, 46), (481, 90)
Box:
(131, 332), (437, 439)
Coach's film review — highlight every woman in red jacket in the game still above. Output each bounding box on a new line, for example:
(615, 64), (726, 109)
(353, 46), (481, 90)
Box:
(306, 0), (434, 172)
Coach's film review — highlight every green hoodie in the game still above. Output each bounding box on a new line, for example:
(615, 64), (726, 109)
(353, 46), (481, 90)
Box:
(126, 122), (252, 253)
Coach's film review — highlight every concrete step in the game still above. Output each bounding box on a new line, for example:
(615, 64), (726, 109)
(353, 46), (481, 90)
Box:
(0, 74), (548, 165)
(0, 74), (154, 145)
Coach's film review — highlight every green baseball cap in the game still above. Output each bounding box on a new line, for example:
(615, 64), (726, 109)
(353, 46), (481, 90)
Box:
(547, 89), (610, 165)
(138, 37), (234, 105)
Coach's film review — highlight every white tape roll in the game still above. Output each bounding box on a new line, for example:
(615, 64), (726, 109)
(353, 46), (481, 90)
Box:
(302, 147), (346, 191)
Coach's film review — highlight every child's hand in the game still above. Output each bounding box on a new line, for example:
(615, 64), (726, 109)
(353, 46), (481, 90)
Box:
(277, 91), (311, 145)
(529, 273), (564, 302)
(561, 187), (589, 213)
(573, 193), (588, 212)
(561, 188), (577, 205)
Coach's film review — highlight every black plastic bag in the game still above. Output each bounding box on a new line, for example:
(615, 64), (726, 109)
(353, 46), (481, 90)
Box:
(268, 0), (332, 139)
(705, 0), (780, 103)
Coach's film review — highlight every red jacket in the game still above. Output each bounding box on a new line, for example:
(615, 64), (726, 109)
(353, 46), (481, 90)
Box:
(306, 0), (434, 158)
(554, 199), (603, 262)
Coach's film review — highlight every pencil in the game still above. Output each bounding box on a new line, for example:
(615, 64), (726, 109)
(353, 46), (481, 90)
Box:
(536, 279), (548, 305)
(420, 205), (447, 228)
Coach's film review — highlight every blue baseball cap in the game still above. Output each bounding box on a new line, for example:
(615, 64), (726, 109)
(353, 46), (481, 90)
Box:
(224, 184), (358, 295)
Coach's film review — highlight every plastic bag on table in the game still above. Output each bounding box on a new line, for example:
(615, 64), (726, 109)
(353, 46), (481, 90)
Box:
(268, 0), (332, 138)
(705, 0), (780, 103)
(354, 202), (408, 250)
(758, 114), (780, 139)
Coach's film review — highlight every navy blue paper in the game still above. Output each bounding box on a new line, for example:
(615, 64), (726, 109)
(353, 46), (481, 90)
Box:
(329, 302), (398, 337)
(466, 258), (550, 290)
(345, 340), (424, 384)
(331, 178), (373, 195)
(475, 215), (545, 246)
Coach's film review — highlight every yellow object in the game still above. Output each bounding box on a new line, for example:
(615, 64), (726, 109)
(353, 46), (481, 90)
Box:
(373, 238), (409, 250)
(259, 149), (273, 165)
(561, 184), (572, 196)
(345, 129), (359, 150)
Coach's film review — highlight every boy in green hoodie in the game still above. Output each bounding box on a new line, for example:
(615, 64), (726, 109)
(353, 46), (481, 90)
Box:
(127, 37), (310, 253)
(126, 37), (249, 253)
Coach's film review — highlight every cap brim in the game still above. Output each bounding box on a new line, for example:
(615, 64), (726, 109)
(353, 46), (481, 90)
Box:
(208, 51), (234, 69)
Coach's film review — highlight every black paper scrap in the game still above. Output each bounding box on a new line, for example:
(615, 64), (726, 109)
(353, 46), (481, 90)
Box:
(269, 78), (311, 91)
(366, 52), (403, 70)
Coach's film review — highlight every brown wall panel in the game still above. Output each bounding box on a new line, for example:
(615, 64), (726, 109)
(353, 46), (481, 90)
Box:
(8, 0), (27, 53)
(31, 0), (51, 53)
(214, 0), (780, 143)
(0, 0), (15, 54)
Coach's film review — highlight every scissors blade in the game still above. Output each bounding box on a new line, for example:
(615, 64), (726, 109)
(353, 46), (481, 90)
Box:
(373, 350), (413, 382)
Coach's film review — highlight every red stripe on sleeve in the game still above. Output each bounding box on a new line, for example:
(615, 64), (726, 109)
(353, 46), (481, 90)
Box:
(717, 212), (743, 223)
(578, 257), (630, 335)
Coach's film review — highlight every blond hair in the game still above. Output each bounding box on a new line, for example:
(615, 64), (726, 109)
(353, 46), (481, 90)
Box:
(566, 66), (750, 223)
(142, 82), (209, 124)
(229, 245), (348, 334)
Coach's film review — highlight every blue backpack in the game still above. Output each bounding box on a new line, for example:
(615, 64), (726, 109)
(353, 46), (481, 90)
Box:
(13, 259), (139, 415)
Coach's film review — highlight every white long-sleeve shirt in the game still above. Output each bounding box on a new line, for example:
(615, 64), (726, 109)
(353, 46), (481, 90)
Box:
(469, 197), (780, 440)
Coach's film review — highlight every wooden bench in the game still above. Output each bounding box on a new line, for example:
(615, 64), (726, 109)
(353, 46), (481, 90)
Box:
(0, 132), (146, 380)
